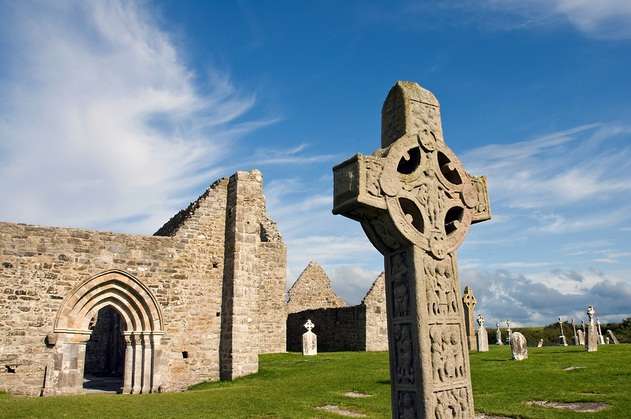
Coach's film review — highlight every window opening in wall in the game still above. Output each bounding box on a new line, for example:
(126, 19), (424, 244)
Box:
(182, 351), (189, 359)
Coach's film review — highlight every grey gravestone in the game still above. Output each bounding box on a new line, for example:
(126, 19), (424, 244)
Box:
(332, 81), (491, 419)
(585, 306), (598, 352)
(476, 315), (489, 352)
(302, 319), (317, 356)
(572, 319), (579, 346)
(577, 329), (585, 345)
(495, 322), (503, 346)
(505, 320), (512, 345)
(511, 332), (528, 360)
(537, 339), (543, 348)
(607, 330), (619, 344)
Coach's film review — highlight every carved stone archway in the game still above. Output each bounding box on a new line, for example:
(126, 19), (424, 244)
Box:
(43, 270), (164, 395)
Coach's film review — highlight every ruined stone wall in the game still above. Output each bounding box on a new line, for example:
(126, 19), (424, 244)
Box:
(287, 261), (346, 314)
(0, 170), (287, 396)
(286, 272), (388, 353)
(257, 215), (287, 353)
(286, 306), (366, 352)
(362, 273), (388, 351)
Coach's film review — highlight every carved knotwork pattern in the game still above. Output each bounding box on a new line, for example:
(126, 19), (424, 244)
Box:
(430, 325), (466, 385)
(376, 131), (477, 259)
(433, 387), (471, 419)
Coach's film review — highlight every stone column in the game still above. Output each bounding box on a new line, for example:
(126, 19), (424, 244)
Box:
(132, 333), (143, 394)
(141, 334), (153, 393)
(476, 315), (489, 352)
(596, 318), (605, 344)
(332, 81), (491, 418)
(122, 333), (134, 394)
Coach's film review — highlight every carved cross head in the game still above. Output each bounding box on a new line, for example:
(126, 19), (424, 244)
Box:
(462, 286), (477, 309)
(587, 305), (595, 322)
(304, 319), (315, 332)
(476, 314), (485, 327)
(333, 81), (491, 258)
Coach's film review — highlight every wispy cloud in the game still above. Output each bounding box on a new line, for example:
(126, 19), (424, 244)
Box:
(0, 1), (266, 233)
(250, 143), (339, 166)
(484, 0), (631, 40)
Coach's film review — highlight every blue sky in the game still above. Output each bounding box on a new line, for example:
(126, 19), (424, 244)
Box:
(1, 0), (630, 325)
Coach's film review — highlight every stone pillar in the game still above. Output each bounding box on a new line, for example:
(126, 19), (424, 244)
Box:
(333, 81), (491, 418)
(141, 334), (153, 393)
(558, 318), (568, 346)
(132, 334), (143, 393)
(123, 333), (134, 394)
(571, 319), (579, 346)
(505, 321), (512, 345)
(462, 287), (477, 351)
(596, 318), (605, 344)
(220, 171), (263, 380)
(585, 306), (598, 352)
(45, 331), (91, 395)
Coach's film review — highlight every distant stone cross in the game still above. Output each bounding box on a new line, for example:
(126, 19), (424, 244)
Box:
(333, 81), (491, 419)
(462, 287), (477, 351)
(304, 319), (315, 332)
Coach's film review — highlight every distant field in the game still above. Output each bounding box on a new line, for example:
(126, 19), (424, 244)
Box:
(1, 345), (630, 418)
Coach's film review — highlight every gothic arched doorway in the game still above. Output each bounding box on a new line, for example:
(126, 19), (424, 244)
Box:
(83, 306), (125, 392)
(43, 270), (165, 396)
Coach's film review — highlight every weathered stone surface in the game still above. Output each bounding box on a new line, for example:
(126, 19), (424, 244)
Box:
(0, 170), (287, 396)
(332, 81), (491, 419)
(558, 318), (568, 346)
(476, 315), (489, 352)
(511, 332), (528, 361)
(287, 261), (346, 314)
(537, 339), (544, 348)
(585, 306), (598, 352)
(302, 319), (317, 356)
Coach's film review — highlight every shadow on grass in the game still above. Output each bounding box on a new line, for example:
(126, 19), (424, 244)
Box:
(376, 380), (390, 385)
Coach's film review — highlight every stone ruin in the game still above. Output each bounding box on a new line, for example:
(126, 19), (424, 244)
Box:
(333, 81), (491, 418)
(286, 266), (388, 352)
(0, 170), (287, 396)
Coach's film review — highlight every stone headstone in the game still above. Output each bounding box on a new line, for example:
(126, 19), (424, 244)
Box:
(462, 286), (477, 351)
(495, 322), (503, 345)
(302, 319), (317, 356)
(577, 329), (585, 345)
(476, 315), (489, 352)
(511, 332), (528, 360)
(572, 319), (579, 346)
(332, 80), (491, 418)
(537, 339), (543, 348)
(607, 329), (619, 344)
(606, 336), (611, 344)
(585, 306), (598, 352)
(505, 320), (512, 345)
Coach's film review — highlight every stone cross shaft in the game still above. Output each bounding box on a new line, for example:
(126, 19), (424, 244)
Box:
(333, 81), (491, 419)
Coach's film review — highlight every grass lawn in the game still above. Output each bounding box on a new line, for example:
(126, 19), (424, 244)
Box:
(1, 344), (630, 418)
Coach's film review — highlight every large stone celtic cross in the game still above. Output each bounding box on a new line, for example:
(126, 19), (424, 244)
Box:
(333, 81), (491, 418)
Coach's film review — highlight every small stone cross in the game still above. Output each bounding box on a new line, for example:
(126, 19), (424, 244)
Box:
(304, 319), (315, 332)
(333, 81), (491, 419)
(476, 314), (485, 328)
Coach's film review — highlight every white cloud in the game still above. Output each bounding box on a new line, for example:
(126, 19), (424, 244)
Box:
(485, 0), (631, 39)
(0, 1), (265, 233)
(329, 265), (382, 306)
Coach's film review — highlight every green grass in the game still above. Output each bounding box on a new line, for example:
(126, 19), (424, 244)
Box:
(1, 345), (630, 418)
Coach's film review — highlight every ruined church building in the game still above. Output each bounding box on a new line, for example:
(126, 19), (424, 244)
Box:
(0, 170), (287, 396)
